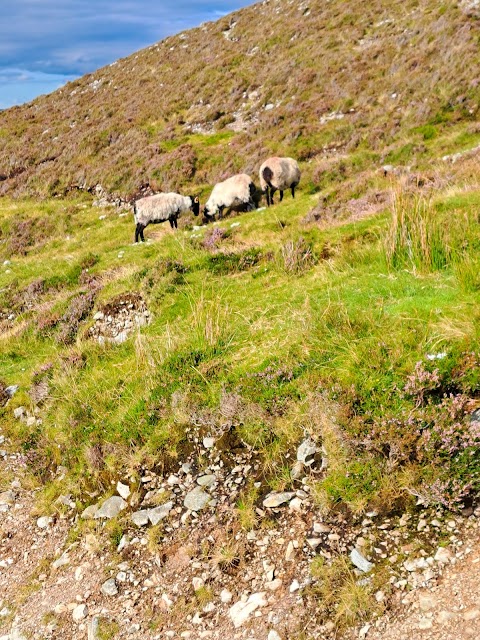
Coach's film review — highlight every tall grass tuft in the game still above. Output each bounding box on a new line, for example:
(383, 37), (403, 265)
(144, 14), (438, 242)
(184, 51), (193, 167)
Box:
(385, 189), (450, 273)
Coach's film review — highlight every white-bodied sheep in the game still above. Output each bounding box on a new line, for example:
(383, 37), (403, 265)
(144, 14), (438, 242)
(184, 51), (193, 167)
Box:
(203, 173), (256, 221)
(259, 157), (301, 206)
(133, 192), (200, 242)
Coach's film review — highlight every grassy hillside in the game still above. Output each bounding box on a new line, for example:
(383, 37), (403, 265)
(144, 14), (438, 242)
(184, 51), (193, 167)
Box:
(0, 2), (480, 635)
(1, 151), (479, 517)
(0, 0), (479, 201)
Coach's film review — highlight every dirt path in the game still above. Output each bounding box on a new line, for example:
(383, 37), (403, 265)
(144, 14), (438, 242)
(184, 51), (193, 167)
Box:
(366, 524), (480, 640)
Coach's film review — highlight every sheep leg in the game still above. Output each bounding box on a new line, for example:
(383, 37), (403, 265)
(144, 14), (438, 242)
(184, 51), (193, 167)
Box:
(291, 182), (298, 198)
(270, 187), (277, 205)
(218, 205), (225, 220)
(135, 223), (145, 243)
(279, 190), (284, 203)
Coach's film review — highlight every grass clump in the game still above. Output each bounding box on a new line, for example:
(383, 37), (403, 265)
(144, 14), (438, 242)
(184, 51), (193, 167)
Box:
(308, 555), (379, 630)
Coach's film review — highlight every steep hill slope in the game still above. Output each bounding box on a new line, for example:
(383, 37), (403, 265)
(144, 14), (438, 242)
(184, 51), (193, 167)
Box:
(0, 0), (479, 200)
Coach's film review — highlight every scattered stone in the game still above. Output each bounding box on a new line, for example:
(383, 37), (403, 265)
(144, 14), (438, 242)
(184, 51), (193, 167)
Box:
(52, 552), (70, 569)
(437, 611), (456, 624)
(350, 549), (373, 573)
(263, 492), (295, 508)
(220, 589), (233, 603)
(94, 496), (127, 519)
(418, 618), (433, 630)
(297, 439), (316, 465)
(184, 487), (210, 511)
(203, 437), (215, 448)
(290, 580), (300, 593)
(72, 604), (88, 622)
(5, 385), (19, 398)
(434, 547), (452, 564)
(81, 504), (99, 519)
(268, 631), (282, 640)
(87, 616), (100, 640)
(149, 501), (174, 525)
(285, 541), (296, 561)
(36, 515), (53, 529)
(101, 578), (118, 596)
(13, 406), (26, 420)
(229, 592), (267, 628)
(131, 510), (150, 527)
(192, 577), (204, 591)
(197, 474), (216, 487)
(116, 481), (130, 500)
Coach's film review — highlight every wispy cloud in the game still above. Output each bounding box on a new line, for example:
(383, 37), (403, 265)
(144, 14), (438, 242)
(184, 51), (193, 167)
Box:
(0, 0), (251, 108)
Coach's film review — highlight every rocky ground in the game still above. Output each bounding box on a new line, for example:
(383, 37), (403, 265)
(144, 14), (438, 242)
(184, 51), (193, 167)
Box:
(1, 402), (479, 640)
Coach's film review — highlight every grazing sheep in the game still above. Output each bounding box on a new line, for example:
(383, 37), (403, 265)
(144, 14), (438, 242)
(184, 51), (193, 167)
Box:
(133, 193), (200, 242)
(259, 157), (301, 206)
(203, 173), (256, 222)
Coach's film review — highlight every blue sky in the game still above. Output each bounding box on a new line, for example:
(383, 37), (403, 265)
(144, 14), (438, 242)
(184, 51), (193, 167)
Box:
(0, 1), (251, 110)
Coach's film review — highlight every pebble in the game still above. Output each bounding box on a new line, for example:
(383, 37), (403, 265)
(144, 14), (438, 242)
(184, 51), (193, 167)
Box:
(116, 481), (131, 500)
(263, 492), (295, 508)
(203, 437), (215, 449)
(220, 589), (233, 603)
(94, 496), (127, 519)
(418, 618), (433, 630)
(350, 549), (373, 573)
(36, 516), (53, 529)
(229, 592), (267, 628)
(267, 631), (282, 640)
(184, 487), (210, 511)
(101, 578), (118, 596)
(72, 604), (88, 622)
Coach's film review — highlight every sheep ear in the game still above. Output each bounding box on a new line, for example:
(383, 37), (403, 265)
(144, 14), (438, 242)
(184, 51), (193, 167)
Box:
(194, 197), (199, 203)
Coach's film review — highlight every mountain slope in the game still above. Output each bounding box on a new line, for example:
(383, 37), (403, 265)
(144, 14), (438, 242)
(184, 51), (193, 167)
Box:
(0, 0), (479, 199)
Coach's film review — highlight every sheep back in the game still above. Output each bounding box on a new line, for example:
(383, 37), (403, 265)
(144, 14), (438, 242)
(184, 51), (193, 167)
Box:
(205, 174), (254, 215)
(259, 157), (301, 191)
(134, 193), (192, 226)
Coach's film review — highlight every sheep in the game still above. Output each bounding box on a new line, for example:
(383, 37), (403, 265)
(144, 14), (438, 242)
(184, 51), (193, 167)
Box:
(259, 157), (301, 206)
(203, 173), (256, 222)
(133, 192), (200, 242)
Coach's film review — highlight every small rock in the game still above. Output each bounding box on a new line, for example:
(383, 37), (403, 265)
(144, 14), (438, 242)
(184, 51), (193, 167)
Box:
(5, 385), (19, 398)
(149, 501), (173, 525)
(87, 616), (100, 640)
(72, 604), (88, 622)
(184, 487), (210, 511)
(192, 577), (204, 591)
(81, 504), (99, 519)
(37, 516), (53, 529)
(52, 553), (70, 569)
(116, 481), (130, 500)
(131, 510), (150, 527)
(94, 496), (127, 519)
(229, 592), (267, 628)
(101, 578), (118, 596)
(13, 406), (25, 419)
(203, 437), (215, 448)
(297, 439), (316, 465)
(263, 492), (295, 508)
(266, 578), (283, 591)
(437, 611), (456, 624)
(350, 549), (373, 573)
(197, 474), (216, 487)
(285, 541), (295, 561)
(434, 547), (452, 564)
(289, 580), (300, 593)
(418, 618), (433, 630)
(268, 631), (282, 640)
(220, 589), (233, 603)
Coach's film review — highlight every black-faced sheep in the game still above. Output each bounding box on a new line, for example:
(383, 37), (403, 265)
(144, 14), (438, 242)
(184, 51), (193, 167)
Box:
(203, 173), (256, 222)
(133, 193), (200, 242)
(259, 157), (301, 206)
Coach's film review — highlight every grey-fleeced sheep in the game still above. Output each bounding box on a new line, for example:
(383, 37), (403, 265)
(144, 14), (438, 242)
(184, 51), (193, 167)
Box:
(203, 173), (256, 221)
(259, 157), (301, 206)
(133, 192), (200, 242)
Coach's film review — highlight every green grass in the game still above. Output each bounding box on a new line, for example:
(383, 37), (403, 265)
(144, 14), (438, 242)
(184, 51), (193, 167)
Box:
(1, 176), (480, 512)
